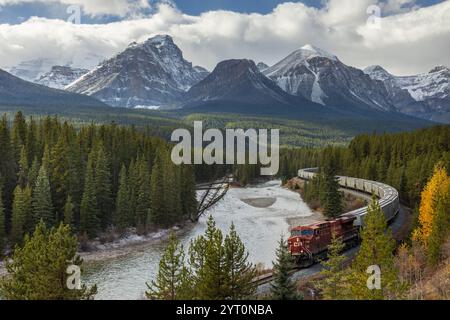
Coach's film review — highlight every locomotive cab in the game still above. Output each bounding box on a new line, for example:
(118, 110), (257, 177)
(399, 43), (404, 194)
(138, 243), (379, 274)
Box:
(288, 215), (359, 267)
(288, 227), (315, 260)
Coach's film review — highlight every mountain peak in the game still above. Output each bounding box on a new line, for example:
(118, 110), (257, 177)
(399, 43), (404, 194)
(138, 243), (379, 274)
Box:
(257, 62), (269, 72)
(146, 34), (174, 45)
(298, 44), (337, 61)
(364, 65), (393, 81)
(128, 34), (175, 50)
(67, 34), (208, 108)
(429, 65), (449, 73)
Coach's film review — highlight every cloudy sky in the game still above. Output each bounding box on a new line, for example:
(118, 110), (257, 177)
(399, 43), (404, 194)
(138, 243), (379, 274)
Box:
(0, 0), (448, 75)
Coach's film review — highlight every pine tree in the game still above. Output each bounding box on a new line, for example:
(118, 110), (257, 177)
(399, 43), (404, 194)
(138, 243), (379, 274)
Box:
(188, 216), (226, 299)
(166, 160), (182, 223)
(11, 185), (32, 245)
(322, 156), (342, 218)
(347, 196), (404, 300)
(28, 156), (40, 190)
(11, 111), (27, 160)
(94, 145), (113, 229)
(180, 165), (197, 221)
(79, 154), (99, 238)
(115, 164), (130, 232)
(135, 159), (151, 232)
(0, 190), (5, 256)
(0, 115), (16, 208)
(64, 195), (75, 228)
(127, 159), (139, 226)
(50, 134), (71, 214)
(316, 234), (347, 300)
(146, 232), (189, 300)
(32, 164), (54, 227)
(223, 223), (257, 299)
(149, 150), (166, 226)
(270, 236), (299, 300)
(0, 221), (97, 300)
(17, 146), (29, 188)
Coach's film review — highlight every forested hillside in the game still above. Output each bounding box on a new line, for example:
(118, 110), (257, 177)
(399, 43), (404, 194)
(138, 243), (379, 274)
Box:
(279, 125), (450, 208)
(0, 112), (197, 254)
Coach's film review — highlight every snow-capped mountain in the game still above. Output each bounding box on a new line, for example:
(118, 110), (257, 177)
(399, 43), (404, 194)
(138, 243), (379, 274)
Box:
(365, 65), (450, 123)
(182, 59), (328, 117)
(35, 66), (89, 89)
(264, 45), (394, 112)
(7, 58), (55, 82)
(0, 68), (106, 109)
(66, 35), (209, 108)
(256, 62), (269, 72)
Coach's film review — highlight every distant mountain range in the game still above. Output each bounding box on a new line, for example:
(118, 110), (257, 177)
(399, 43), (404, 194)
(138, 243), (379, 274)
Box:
(181, 59), (328, 117)
(264, 45), (395, 113)
(364, 65), (450, 123)
(0, 69), (107, 109)
(2, 34), (449, 123)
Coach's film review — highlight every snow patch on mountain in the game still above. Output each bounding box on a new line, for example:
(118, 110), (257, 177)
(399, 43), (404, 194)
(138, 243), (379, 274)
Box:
(66, 35), (209, 108)
(36, 66), (89, 89)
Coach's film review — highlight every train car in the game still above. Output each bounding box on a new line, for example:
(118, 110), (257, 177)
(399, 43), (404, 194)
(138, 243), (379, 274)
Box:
(298, 168), (399, 226)
(288, 215), (359, 267)
(292, 168), (401, 265)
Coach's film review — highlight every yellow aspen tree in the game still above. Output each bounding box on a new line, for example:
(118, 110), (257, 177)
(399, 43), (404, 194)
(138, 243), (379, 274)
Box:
(413, 163), (450, 246)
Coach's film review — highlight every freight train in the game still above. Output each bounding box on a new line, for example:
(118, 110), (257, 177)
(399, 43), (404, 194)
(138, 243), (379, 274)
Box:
(288, 168), (400, 266)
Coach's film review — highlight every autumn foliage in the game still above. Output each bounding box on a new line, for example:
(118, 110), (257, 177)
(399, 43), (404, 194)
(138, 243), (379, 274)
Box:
(413, 163), (450, 247)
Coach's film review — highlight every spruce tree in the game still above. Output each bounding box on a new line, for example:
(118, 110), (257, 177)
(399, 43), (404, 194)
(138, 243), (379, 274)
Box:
(127, 159), (139, 226)
(270, 236), (299, 300)
(149, 150), (165, 226)
(94, 145), (113, 229)
(348, 196), (405, 299)
(0, 115), (16, 209)
(316, 234), (347, 300)
(79, 154), (100, 238)
(115, 164), (130, 232)
(28, 156), (40, 190)
(11, 185), (32, 245)
(0, 221), (97, 300)
(50, 134), (71, 214)
(223, 223), (257, 299)
(166, 160), (182, 223)
(180, 165), (197, 221)
(188, 216), (226, 299)
(146, 232), (189, 300)
(17, 146), (29, 188)
(135, 159), (151, 232)
(322, 159), (342, 218)
(64, 195), (75, 228)
(32, 164), (54, 227)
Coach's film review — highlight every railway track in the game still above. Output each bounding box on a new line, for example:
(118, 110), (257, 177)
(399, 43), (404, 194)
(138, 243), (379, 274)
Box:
(253, 169), (408, 292)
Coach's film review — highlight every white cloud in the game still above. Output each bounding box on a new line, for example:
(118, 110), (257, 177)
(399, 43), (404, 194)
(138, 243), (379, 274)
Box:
(0, 1), (449, 75)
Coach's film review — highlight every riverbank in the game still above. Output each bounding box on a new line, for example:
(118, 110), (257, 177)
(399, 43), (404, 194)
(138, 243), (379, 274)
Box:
(79, 222), (196, 264)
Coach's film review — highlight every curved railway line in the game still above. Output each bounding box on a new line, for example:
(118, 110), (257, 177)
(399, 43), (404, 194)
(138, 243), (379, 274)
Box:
(254, 168), (404, 290)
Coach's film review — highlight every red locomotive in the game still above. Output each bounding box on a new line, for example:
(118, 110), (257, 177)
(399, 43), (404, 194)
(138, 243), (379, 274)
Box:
(288, 215), (359, 267)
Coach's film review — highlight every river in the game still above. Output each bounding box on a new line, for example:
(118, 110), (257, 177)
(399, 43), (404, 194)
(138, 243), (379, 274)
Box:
(83, 180), (319, 300)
